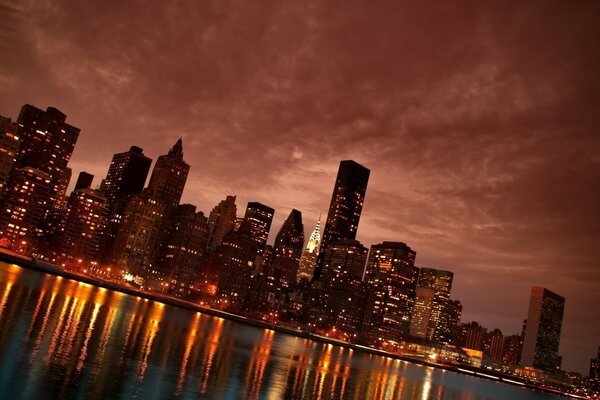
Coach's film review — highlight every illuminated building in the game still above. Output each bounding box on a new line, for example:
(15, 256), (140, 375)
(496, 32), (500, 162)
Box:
(591, 346), (600, 379)
(441, 299), (463, 345)
(99, 145), (152, 212)
(243, 201), (274, 257)
(315, 160), (369, 280)
(409, 268), (454, 342)
(12, 105), (79, 211)
(268, 209), (304, 288)
(158, 204), (209, 297)
(460, 321), (487, 351)
(502, 334), (524, 366)
(74, 171), (94, 191)
(484, 328), (505, 364)
(207, 195), (237, 250)
(0, 167), (52, 249)
(146, 138), (189, 209)
(59, 188), (108, 263)
(521, 287), (565, 371)
(0, 116), (20, 193)
(296, 217), (321, 282)
(107, 192), (167, 280)
(215, 221), (259, 310)
(363, 241), (418, 345)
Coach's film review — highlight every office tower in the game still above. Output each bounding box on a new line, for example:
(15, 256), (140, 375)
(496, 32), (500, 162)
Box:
(147, 138), (189, 209)
(410, 268), (454, 342)
(108, 192), (167, 279)
(54, 167), (71, 209)
(158, 204), (209, 297)
(440, 299), (463, 345)
(363, 241), (418, 345)
(12, 105), (79, 209)
(243, 201), (274, 255)
(521, 287), (565, 371)
(0, 116), (20, 193)
(99, 146), (152, 211)
(297, 217), (321, 282)
(502, 334), (524, 366)
(460, 321), (487, 351)
(268, 209), (304, 287)
(207, 195), (237, 250)
(591, 347), (600, 379)
(315, 160), (369, 280)
(59, 189), (108, 263)
(74, 171), (94, 191)
(0, 167), (52, 250)
(215, 221), (259, 310)
(312, 239), (368, 338)
(484, 329), (505, 364)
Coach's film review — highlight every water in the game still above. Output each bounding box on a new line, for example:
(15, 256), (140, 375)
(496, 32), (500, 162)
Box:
(0, 262), (564, 399)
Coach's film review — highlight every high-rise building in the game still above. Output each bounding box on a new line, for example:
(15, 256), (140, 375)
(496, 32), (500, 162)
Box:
(0, 167), (52, 250)
(147, 138), (189, 209)
(502, 334), (524, 366)
(99, 146), (152, 212)
(268, 209), (304, 287)
(315, 160), (369, 280)
(74, 171), (94, 191)
(59, 189), (108, 263)
(54, 167), (72, 210)
(158, 204), (209, 297)
(12, 105), (79, 210)
(243, 202), (274, 256)
(484, 329), (505, 364)
(207, 195), (237, 250)
(320, 239), (368, 287)
(362, 241), (418, 345)
(590, 346), (600, 379)
(460, 321), (487, 351)
(521, 287), (565, 371)
(0, 116), (20, 193)
(297, 217), (321, 282)
(442, 299), (463, 345)
(409, 268), (454, 342)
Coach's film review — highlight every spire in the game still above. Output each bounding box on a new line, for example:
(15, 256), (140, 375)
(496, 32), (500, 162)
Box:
(168, 137), (184, 159)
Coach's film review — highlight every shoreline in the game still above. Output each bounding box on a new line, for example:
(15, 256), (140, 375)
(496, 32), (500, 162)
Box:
(0, 251), (575, 399)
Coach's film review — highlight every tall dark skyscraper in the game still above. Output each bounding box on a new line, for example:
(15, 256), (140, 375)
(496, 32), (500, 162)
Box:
(207, 195), (237, 250)
(315, 160), (370, 280)
(74, 171), (94, 191)
(147, 138), (189, 209)
(100, 146), (152, 211)
(243, 202), (274, 256)
(268, 209), (304, 287)
(12, 105), (79, 209)
(521, 287), (565, 371)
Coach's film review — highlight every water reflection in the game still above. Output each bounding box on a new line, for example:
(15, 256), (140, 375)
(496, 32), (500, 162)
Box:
(0, 262), (564, 400)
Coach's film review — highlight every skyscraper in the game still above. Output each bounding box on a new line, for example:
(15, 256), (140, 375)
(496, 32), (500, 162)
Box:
(74, 171), (94, 191)
(0, 116), (20, 194)
(12, 105), (79, 209)
(147, 138), (189, 209)
(363, 241), (418, 345)
(243, 202), (274, 256)
(521, 287), (565, 371)
(591, 346), (600, 380)
(99, 145), (152, 211)
(207, 195), (237, 250)
(315, 160), (369, 280)
(297, 217), (321, 282)
(268, 209), (304, 287)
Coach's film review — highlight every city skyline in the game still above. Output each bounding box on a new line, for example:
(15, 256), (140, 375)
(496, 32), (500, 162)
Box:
(1, 1), (599, 375)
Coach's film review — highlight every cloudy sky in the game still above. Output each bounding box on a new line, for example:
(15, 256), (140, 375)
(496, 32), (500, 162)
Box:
(1, 0), (599, 372)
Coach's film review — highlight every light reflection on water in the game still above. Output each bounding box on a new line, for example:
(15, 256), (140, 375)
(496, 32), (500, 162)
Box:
(0, 263), (564, 399)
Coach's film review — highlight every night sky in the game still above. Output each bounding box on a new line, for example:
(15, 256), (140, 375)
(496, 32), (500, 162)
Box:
(1, 1), (599, 373)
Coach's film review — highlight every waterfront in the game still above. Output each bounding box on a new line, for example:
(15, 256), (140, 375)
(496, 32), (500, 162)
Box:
(0, 262), (565, 399)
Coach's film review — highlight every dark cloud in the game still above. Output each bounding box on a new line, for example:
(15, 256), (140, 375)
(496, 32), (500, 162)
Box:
(1, 0), (599, 372)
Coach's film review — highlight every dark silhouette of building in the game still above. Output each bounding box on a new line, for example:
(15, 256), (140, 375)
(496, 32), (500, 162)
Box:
(158, 204), (209, 297)
(268, 209), (304, 287)
(442, 299), (463, 345)
(591, 346), (600, 379)
(99, 146), (152, 212)
(74, 171), (94, 191)
(207, 195), (237, 250)
(243, 201), (274, 257)
(502, 334), (524, 366)
(12, 105), (79, 210)
(315, 160), (369, 280)
(0, 116), (20, 194)
(484, 328), (505, 364)
(460, 321), (487, 351)
(521, 287), (565, 371)
(363, 241), (418, 345)
(147, 138), (189, 209)
(54, 167), (72, 210)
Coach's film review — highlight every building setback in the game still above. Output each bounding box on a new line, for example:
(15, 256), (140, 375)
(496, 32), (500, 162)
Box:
(206, 195), (237, 250)
(521, 287), (565, 371)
